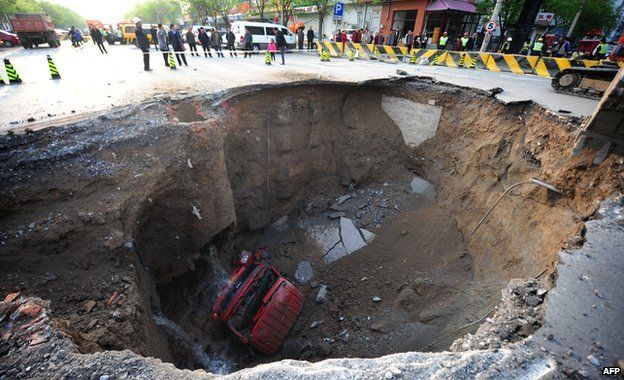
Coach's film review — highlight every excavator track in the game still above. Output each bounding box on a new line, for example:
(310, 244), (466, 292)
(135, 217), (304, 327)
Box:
(551, 66), (619, 100)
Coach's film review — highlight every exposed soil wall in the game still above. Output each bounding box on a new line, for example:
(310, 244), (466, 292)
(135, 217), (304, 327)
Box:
(0, 79), (621, 375)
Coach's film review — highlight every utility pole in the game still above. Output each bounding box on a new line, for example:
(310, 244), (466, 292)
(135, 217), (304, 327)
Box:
(480, 0), (504, 52)
(566, 0), (585, 38)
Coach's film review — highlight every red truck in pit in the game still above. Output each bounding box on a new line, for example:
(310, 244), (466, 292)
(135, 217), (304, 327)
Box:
(8, 13), (60, 49)
(213, 249), (304, 355)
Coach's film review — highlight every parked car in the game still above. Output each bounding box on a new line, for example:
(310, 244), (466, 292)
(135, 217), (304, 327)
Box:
(0, 30), (20, 47)
(230, 20), (296, 53)
(212, 249), (304, 355)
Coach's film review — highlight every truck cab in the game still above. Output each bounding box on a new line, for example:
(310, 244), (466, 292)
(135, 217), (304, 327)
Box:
(213, 250), (303, 355)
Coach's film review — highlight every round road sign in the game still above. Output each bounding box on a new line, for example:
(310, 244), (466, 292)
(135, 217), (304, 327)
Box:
(485, 20), (498, 32)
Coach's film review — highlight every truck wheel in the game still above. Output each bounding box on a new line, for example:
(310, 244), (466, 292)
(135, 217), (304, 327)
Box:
(3, 41), (13, 48)
(252, 44), (260, 54)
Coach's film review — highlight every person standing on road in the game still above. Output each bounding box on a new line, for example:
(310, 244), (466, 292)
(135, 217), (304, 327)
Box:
(297, 28), (304, 50)
(467, 33), (477, 51)
(211, 28), (225, 57)
(437, 32), (448, 50)
(520, 40), (531, 55)
(225, 28), (237, 57)
(150, 25), (158, 49)
(273, 27), (286, 65)
(135, 21), (151, 71)
(404, 30), (413, 53)
(459, 32), (469, 51)
(362, 28), (371, 45)
(168, 24), (188, 66)
(156, 24), (169, 67)
(186, 27), (198, 56)
(307, 27), (315, 50)
(90, 26), (108, 54)
(420, 33), (429, 49)
(385, 30), (394, 46)
(198, 27), (212, 57)
(268, 38), (277, 61)
(243, 28), (253, 58)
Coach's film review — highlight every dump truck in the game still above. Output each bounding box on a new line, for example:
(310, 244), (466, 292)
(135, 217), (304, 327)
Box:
(8, 13), (60, 49)
(213, 249), (304, 355)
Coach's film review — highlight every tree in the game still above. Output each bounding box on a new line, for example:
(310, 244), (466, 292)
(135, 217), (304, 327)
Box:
(37, 1), (84, 28)
(476, 0), (525, 38)
(0, 0), (85, 28)
(312, 0), (332, 40)
(125, 0), (183, 24)
(542, 0), (618, 38)
(250, 0), (270, 19)
(181, 0), (210, 24)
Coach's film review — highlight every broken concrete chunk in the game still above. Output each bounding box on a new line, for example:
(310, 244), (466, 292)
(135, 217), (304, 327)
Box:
(191, 205), (202, 220)
(316, 285), (328, 303)
(410, 176), (433, 194)
(328, 212), (346, 220)
(340, 217), (367, 255)
(294, 261), (313, 284)
(359, 228), (376, 243)
(372, 296), (382, 302)
(310, 320), (323, 329)
(336, 195), (352, 204)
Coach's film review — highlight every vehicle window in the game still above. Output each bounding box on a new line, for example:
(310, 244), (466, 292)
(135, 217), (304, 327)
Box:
(265, 27), (275, 36)
(281, 27), (291, 36)
(219, 264), (259, 314)
(247, 26), (264, 35)
(125, 25), (135, 33)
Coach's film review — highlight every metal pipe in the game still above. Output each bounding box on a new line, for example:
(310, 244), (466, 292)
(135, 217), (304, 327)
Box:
(471, 178), (562, 236)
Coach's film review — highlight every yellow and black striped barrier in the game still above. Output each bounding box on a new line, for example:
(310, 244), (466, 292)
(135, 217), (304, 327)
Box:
(318, 41), (622, 78)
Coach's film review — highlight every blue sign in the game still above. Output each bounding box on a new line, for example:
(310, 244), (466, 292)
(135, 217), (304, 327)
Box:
(333, 2), (344, 19)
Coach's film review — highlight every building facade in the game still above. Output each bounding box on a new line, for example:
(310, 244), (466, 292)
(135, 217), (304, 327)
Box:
(379, 0), (479, 43)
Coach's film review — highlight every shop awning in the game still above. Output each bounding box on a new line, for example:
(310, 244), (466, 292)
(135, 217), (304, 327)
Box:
(426, 0), (477, 13)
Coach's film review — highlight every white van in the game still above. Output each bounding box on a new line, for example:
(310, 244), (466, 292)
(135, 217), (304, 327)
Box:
(230, 21), (295, 53)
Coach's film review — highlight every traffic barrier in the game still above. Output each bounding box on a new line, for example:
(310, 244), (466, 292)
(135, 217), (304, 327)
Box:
(265, 50), (271, 65)
(47, 55), (61, 79)
(409, 50), (417, 64)
(532, 57), (602, 78)
(0, 74), (5, 85)
(348, 48), (355, 61)
(4, 58), (22, 84)
(482, 53), (538, 75)
(168, 52), (176, 70)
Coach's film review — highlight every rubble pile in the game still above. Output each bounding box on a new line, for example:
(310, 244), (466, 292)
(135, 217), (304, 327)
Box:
(451, 279), (547, 352)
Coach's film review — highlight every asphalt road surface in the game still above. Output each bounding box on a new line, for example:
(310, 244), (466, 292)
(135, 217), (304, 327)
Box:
(0, 41), (598, 132)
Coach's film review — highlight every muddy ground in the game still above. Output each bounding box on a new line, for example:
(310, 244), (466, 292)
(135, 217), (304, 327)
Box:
(1, 79), (622, 376)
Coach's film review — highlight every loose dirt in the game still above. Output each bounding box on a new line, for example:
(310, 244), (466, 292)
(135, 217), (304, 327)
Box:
(1, 79), (622, 377)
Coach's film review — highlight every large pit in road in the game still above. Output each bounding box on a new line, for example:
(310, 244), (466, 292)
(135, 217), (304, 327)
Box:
(0, 79), (621, 377)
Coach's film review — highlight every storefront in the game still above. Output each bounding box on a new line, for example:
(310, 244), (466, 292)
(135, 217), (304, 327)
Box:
(378, 0), (428, 39)
(423, 0), (480, 44)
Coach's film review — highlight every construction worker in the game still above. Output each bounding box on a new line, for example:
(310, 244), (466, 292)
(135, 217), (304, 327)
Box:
(460, 32), (469, 51)
(89, 26), (107, 54)
(437, 32), (448, 50)
(499, 37), (512, 54)
(532, 37), (544, 57)
(520, 40), (531, 55)
(135, 21), (151, 71)
(593, 38), (609, 60)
